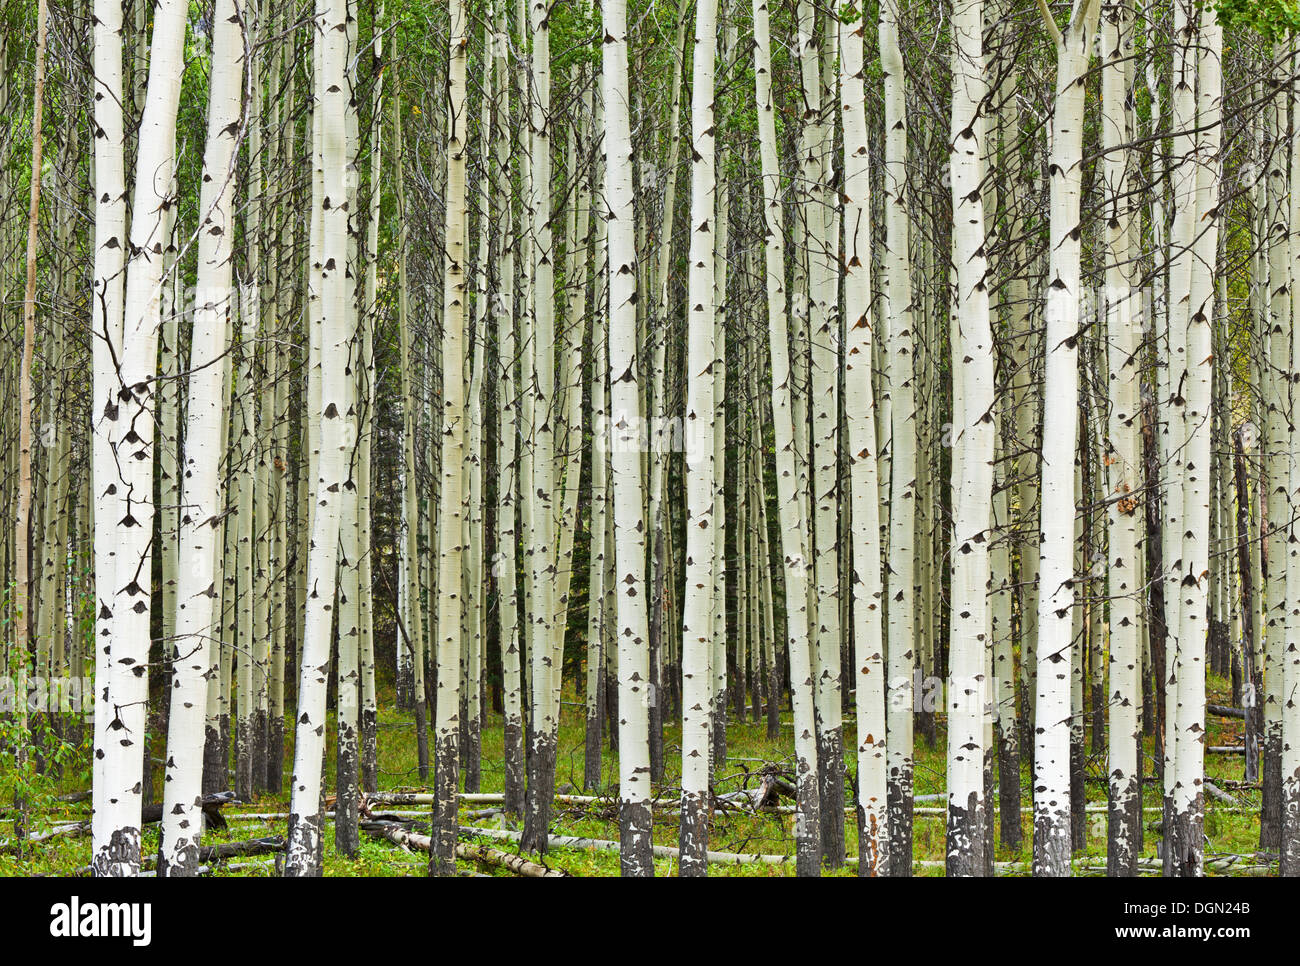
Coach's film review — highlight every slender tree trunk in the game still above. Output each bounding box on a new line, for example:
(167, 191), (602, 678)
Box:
(429, 0), (469, 877)
(1100, 0), (1142, 878)
(1033, 0), (1102, 879)
(94, 0), (190, 877)
(157, 0), (244, 876)
(284, 0), (351, 877)
(678, 0), (720, 877)
(602, 0), (655, 876)
(753, 0), (821, 876)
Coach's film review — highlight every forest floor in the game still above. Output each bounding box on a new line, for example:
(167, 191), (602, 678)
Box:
(0, 668), (1269, 876)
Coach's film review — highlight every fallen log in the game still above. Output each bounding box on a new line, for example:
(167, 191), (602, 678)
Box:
(362, 820), (569, 877)
(0, 820), (90, 853)
(1207, 704), (1246, 720)
(198, 836), (285, 862)
(1204, 780), (1237, 806)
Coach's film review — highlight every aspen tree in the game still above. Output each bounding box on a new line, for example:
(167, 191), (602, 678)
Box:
(493, 0), (525, 815)
(285, 0), (351, 876)
(946, 0), (994, 877)
(89, 0), (128, 857)
(157, 0), (244, 875)
(1166, 0), (1220, 878)
(1285, 72), (1300, 867)
(647, 6), (690, 785)
(1100, 0), (1141, 877)
(880, 0), (916, 876)
(711, 15), (734, 771)
(356, 0), (385, 794)
(754, 0), (821, 876)
(428, 0), (469, 876)
(393, 88), (428, 777)
(1261, 41), (1290, 855)
(601, 0), (655, 876)
(15, 0), (48, 854)
(586, 108), (611, 790)
(795, 0), (845, 867)
(1033, 0), (1102, 879)
(841, 0), (887, 877)
(94, 0), (190, 877)
(522, 0), (561, 854)
(679, 0), (720, 877)
(1159, 2), (1198, 848)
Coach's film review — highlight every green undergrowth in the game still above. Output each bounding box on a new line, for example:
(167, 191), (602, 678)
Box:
(0, 667), (1271, 876)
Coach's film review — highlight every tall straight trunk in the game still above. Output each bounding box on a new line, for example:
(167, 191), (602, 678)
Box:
(93, 0), (189, 877)
(234, 286), (257, 802)
(601, 0), (655, 877)
(710, 17), (734, 773)
(585, 126), (610, 790)
(796, 0), (845, 870)
(647, 3), (689, 786)
(946, 0), (993, 878)
(1101, 0), (1141, 877)
(1168, 0), (1220, 879)
(358, 0), (385, 795)
(284, 0), (350, 877)
(429, 0), (469, 877)
(1277, 37), (1300, 879)
(392, 88), (428, 778)
(14, 0), (49, 851)
(753, 0), (821, 876)
(522, 0), (560, 855)
(1033, 0), (1101, 879)
(157, 0), (244, 876)
(678, 0), (720, 877)
(1261, 40), (1290, 856)
(880, 0), (916, 875)
(89, 0), (128, 863)
(1284, 98), (1300, 864)
(841, 1), (886, 876)
(333, 0), (364, 857)
(493, 1), (525, 815)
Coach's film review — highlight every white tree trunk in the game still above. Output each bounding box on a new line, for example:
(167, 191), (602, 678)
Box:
(429, 0), (469, 876)
(89, 0), (128, 858)
(841, 0), (886, 876)
(602, 0), (655, 876)
(946, 0), (994, 877)
(93, 0), (190, 877)
(678, 0), (719, 877)
(1032, 0), (1101, 878)
(1099, 0), (1142, 878)
(157, 0), (245, 875)
(753, 0), (821, 876)
(284, 0), (351, 876)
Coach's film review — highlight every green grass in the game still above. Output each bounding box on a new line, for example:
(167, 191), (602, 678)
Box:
(0, 666), (1272, 876)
